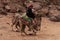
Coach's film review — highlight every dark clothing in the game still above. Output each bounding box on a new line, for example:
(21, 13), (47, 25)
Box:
(26, 7), (35, 19)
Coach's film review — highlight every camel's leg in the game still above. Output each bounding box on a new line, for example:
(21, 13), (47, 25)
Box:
(27, 21), (34, 31)
(11, 22), (15, 31)
(11, 17), (16, 31)
(38, 17), (42, 31)
(15, 22), (21, 32)
(15, 23), (19, 32)
(21, 24), (27, 35)
(33, 29), (36, 35)
(27, 25), (32, 31)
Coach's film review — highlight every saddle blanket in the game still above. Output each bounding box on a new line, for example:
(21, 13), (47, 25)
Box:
(21, 13), (32, 22)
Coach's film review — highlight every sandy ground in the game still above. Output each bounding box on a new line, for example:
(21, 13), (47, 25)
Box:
(0, 15), (60, 40)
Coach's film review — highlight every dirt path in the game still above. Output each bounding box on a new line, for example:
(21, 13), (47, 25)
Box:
(0, 15), (60, 40)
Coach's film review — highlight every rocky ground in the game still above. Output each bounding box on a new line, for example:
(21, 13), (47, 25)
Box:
(0, 14), (60, 40)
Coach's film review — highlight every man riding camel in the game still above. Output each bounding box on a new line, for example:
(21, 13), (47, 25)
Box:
(21, 1), (36, 31)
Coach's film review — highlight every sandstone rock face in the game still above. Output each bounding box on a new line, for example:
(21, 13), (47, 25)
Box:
(46, 9), (60, 22)
(33, 2), (41, 10)
(0, 0), (60, 17)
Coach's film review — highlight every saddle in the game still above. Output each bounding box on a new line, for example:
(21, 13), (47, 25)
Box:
(20, 13), (32, 24)
(20, 17), (32, 25)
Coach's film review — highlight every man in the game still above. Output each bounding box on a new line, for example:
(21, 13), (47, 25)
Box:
(26, 1), (35, 24)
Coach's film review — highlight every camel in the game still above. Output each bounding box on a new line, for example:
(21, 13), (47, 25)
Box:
(11, 12), (42, 35)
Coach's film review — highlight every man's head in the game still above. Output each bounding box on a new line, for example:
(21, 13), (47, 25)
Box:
(27, 1), (33, 8)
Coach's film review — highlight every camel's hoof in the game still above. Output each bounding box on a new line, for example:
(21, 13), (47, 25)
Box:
(28, 33), (36, 36)
(28, 29), (31, 31)
(16, 30), (20, 32)
(21, 31), (28, 35)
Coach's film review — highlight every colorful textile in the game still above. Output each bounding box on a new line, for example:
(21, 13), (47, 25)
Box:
(21, 13), (32, 22)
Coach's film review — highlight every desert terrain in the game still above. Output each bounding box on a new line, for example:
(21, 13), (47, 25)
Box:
(0, 0), (60, 40)
(0, 14), (60, 40)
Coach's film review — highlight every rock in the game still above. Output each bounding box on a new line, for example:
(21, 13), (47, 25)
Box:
(33, 2), (42, 10)
(55, 15), (60, 20)
(48, 4), (57, 9)
(41, 7), (48, 13)
(56, 5), (60, 10)
(49, 9), (60, 16)
(5, 5), (10, 10)
(47, 13), (60, 22)
(0, 3), (4, 8)
(48, 16), (58, 21)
